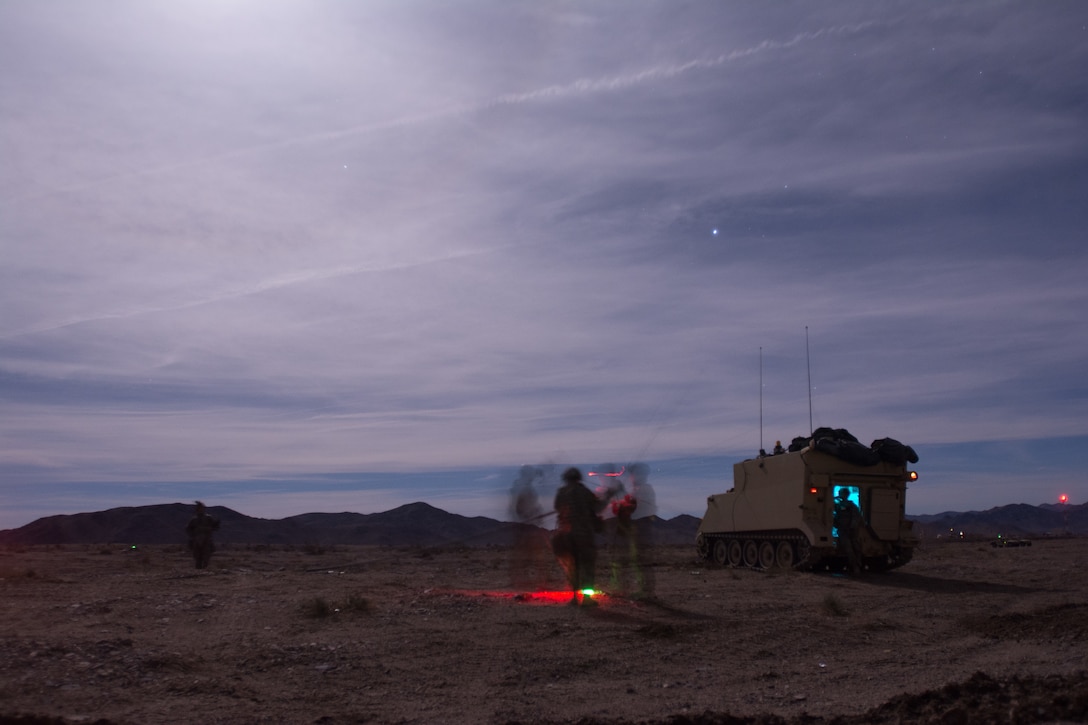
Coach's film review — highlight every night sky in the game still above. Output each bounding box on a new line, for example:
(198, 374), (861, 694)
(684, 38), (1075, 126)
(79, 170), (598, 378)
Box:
(2, 2), (1086, 529)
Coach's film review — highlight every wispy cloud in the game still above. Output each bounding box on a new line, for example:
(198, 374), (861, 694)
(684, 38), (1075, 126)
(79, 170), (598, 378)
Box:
(1, 243), (515, 340)
(2, 3), (1086, 527)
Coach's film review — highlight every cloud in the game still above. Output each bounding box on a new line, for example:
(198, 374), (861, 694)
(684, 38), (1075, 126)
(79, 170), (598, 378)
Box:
(1, 2), (1086, 528)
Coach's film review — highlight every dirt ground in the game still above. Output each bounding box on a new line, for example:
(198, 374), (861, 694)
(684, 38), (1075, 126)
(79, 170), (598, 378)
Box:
(2, 537), (1087, 724)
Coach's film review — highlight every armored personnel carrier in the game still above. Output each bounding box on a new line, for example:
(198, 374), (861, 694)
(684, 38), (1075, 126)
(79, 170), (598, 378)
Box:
(695, 429), (919, 572)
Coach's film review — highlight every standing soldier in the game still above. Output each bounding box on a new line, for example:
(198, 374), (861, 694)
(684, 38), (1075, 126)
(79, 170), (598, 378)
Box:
(833, 488), (863, 575)
(552, 467), (604, 606)
(628, 463), (657, 599)
(508, 465), (548, 589)
(608, 490), (638, 595)
(186, 501), (220, 570)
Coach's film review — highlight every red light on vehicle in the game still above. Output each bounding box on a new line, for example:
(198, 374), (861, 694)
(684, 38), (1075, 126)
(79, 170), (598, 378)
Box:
(908, 471), (919, 481)
(809, 487), (818, 494)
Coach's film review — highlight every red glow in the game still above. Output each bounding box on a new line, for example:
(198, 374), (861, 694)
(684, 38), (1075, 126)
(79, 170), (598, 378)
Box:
(809, 487), (818, 494)
(588, 466), (625, 478)
(423, 588), (608, 606)
(1059, 494), (1069, 504)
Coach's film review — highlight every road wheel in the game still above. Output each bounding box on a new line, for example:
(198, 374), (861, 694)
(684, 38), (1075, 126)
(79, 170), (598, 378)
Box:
(757, 541), (776, 569)
(775, 541), (795, 569)
(727, 540), (743, 567)
(742, 540), (760, 568)
(712, 539), (728, 565)
(696, 534), (710, 560)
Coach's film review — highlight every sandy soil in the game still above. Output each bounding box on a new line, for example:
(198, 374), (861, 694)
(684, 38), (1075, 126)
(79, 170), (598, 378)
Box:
(1, 538), (1087, 724)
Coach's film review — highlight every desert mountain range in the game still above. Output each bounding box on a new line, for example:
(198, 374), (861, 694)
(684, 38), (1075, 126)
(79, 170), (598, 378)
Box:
(0, 501), (700, 548)
(0, 500), (1084, 548)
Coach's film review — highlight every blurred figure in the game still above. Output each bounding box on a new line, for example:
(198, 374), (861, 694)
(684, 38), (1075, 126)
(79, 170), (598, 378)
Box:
(628, 463), (657, 599)
(608, 487), (638, 595)
(833, 487), (863, 575)
(589, 462), (625, 507)
(186, 500), (220, 570)
(552, 467), (604, 606)
(508, 465), (549, 590)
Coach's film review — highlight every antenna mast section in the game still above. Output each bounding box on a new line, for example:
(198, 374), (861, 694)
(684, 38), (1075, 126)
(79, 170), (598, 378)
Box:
(759, 347), (764, 453)
(806, 326), (813, 435)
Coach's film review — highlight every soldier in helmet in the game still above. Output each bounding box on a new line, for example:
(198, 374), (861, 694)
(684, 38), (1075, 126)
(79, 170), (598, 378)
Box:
(186, 500), (220, 570)
(833, 488), (863, 575)
(552, 467), (604, 606)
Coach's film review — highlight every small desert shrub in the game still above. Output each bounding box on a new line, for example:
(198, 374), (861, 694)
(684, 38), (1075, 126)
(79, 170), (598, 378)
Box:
(300, 597), (333, 618)
(344, 594), (372, 614)
(821, 593), (848, 617)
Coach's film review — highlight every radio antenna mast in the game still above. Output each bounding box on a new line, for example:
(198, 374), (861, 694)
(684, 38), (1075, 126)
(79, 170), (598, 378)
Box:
(759, 346), (764, 453)
(805, 326), (813, 434)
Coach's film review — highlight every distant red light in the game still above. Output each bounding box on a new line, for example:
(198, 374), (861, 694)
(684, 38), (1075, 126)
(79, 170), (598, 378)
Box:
(1059, 494), (1069, 504)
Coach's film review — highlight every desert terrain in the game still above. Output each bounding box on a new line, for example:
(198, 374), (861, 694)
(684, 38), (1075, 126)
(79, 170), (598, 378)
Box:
(1, 537), (1086, 724)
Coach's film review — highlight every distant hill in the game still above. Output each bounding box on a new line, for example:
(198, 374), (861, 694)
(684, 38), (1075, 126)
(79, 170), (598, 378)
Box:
(3, 500), (1079, 549)
(0, 502), (701, 548)
(910, 502), (1087, 539)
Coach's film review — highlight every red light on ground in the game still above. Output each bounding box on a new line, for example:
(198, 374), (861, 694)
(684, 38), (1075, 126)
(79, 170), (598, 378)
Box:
(431, 588), (610, 606)
(1059, 494), (1069, 504)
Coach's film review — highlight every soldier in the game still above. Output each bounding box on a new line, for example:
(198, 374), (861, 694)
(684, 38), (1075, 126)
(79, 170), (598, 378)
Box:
(608, 490), (637, 595)
(833, 488), (863, 575)
(186, 500), (220, 570)
(628, 463), (657, 599)
(552, 467), (604, 606)
(508, 465), (549, 589)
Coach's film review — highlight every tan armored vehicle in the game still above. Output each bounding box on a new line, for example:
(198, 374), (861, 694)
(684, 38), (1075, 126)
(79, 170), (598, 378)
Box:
(696, 429), (919, 572)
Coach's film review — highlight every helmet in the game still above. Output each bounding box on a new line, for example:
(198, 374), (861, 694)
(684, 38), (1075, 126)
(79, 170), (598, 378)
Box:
(561, 467), (583, 483)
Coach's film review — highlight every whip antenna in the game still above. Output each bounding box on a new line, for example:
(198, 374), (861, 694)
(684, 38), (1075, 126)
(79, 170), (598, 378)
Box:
(806, 326), (813, 435)
(759, 347), (764, 453)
